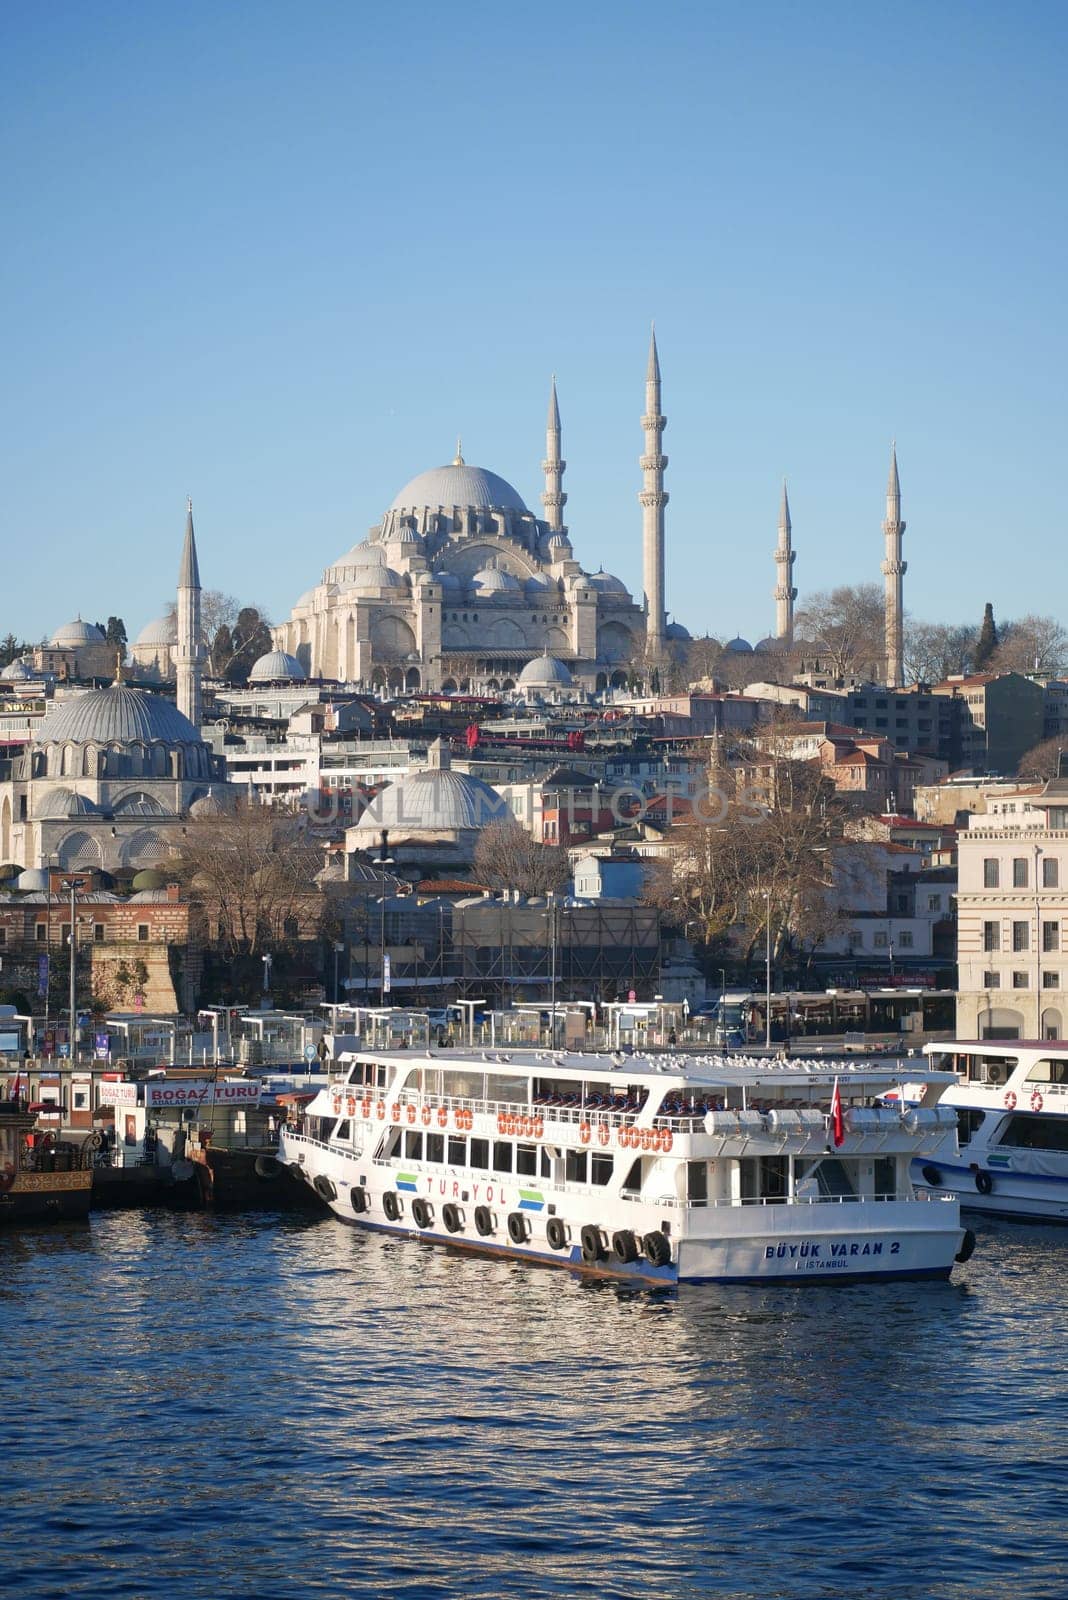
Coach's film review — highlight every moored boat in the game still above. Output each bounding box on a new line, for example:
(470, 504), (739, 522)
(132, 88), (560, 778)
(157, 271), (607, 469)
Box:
(280, 1047), (975, 1284)
(913, 1038), (1068, 1222)
(0, 1095), (92, 1226)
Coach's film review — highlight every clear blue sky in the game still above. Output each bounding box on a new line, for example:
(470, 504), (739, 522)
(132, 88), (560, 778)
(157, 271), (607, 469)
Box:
(3, 0), (1066, 646)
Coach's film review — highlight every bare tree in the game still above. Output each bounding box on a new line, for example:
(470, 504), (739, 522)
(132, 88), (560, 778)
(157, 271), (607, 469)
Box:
(163, 590), (274, 680)
(473, 821), (571, 897)
(173, 800), (323, 957)
(1018, 735), (1068, 781)
(796, 583), (885, 679)
(903, 621), (976, 685)
(992, 615), (1068, 677)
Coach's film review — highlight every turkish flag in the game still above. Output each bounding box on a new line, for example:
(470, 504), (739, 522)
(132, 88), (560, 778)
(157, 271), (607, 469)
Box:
(830, 1078), (844, 1148)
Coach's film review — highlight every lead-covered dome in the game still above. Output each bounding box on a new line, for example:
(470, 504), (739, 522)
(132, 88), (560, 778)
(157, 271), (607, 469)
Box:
(356, 768), (508, 833)
(472, 564), (521, 593)
(36, 684), (201, 746)
(519, 653), (573, 689)
(51, 619), (105, 647)
(1, 658), (35, 680)
(248, 650), (306, 683)
(388, 463), (528, 515)
(135, 616), (178, 647)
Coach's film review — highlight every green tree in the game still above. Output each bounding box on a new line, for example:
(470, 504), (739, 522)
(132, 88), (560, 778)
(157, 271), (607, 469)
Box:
(105, 616), (128, 651)
(973, 602), (999, 670)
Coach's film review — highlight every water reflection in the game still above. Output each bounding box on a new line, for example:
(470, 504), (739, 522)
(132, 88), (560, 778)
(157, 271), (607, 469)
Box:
(0, 1215), (1066, 1598)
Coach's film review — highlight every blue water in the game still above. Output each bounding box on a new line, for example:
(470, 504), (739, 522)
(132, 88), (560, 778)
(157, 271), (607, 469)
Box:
(1, 1214), (1066, 1600)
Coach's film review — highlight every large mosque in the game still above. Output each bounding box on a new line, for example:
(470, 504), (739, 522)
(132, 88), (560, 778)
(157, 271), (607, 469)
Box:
(271, 335), (685, 693)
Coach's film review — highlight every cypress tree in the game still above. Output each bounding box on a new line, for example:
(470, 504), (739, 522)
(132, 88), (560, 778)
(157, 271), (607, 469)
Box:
(974, 602), (999, 670)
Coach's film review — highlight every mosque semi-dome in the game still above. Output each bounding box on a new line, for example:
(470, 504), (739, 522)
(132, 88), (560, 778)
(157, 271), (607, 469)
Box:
(51, 619), (106, 647)
(356, 767), (508, 833)
(36, 684), (202, 747)
(34, 788), (101, 819)
(388, 463), (529, 516)
(248, 649), (306, 683)
(1, 658), (35, 681)
(472, 565), (521, 593)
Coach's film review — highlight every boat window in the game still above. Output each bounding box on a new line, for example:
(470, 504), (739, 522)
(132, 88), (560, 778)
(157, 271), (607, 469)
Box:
(974, 1056), (1016, 1086)
(997, 1114), (1068, 1152)
(590, 1153), (613, 1187)
(486, 1073), (526, 1105)
(621, 1157), (642, 1195)
(493, 1141), (513, 1174)
(797, 1158), (856, 1199)
(426, 1133), (444, 1164)
(956, 1109), (985, 1146)
(1025, 1058), (1068, 1085)
(873, 1156), (896, 1199)
(404, 1130), (423, 1159)
(380, 1128), (403, 1159)
(540, 1148), (552, 1180)
(470, 1137), (489, 1170)
(448, 1136), (466, 1165)
(687, 1160), (708, 1204)
(566, 1149), (588, 1183)
(515, 1143), (537, 1176)
(442, 1068), (484, 1101)
(333, 1119), (351, 1141)
(346, 1060), (378, 1088)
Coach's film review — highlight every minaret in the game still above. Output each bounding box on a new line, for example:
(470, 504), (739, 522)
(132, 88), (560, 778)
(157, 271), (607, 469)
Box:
(540, 376), (567, 535)
(881, 443), (907, 687)
(773, 479), (797, 645)
(639, 328), (668, 657)
(176, 498), (204, 728)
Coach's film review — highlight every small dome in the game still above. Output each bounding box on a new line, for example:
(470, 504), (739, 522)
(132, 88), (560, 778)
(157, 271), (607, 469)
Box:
(356, 768), (509, 832)
(189, 787), (234, 819)
(35, 788), (100, 819)
(432, 570), (462, 591)
(666, 621), (691, 641)
(391, 524), (421, 545)
(547, 533), (569, 550)
(518, 652), (573, 689)
(135, 616), (178, 647)
(51, 619), (106, 647)
(755, 634), (788, 653)
(588, 569), (629, 595)
(524, 573), (554, 593)
(36, 684), (201, 746)
(1, 657), (35, 680)
(131, 868), (165, 891)
(725, 636), (753, 653)
(472, 564), (521, 593)
(387, 463), (529, 515)
(15, 868), (48, 892)
(248, 650), (306, 683)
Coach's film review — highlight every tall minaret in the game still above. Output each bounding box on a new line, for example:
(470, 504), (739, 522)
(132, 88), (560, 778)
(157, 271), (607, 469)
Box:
(176, 498), (204, 728)
(540, 376), (567, 535)
(773, 479), (797, 645)
(639, 327), (668, 658)
(881, 443), (907, 687)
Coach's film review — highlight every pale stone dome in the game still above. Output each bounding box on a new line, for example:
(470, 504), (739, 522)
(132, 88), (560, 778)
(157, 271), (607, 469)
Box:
(356, 768), (508, 832)
(51, 619), (106, 647)
(387, 463), (528, 515)
(248, 650), (306, 683)
(36, 684), (200, 746)
(473, 565), (521, 593)
(588, 570), (629, 595)
(189, 787), (234, 818)
(135, 616), (178, 647)
(518, 652), (573, 689)
(1, 658), (35, 680)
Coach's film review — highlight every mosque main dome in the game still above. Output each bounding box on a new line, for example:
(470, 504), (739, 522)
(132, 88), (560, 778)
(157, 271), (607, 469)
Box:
(387, 462), (529, 516)
(37, 684), (202, 747)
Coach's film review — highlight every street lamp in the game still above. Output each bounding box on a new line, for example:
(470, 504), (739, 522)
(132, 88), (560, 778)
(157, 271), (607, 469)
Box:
(763, 888), (772, 1050)
(332, 940), (345, 1006)
(61, 876), (83, 1065)
(262, 953), (273, 995)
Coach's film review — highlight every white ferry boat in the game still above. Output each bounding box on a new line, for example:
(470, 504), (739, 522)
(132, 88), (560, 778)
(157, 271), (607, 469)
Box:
(912, 1039), (1068, 1222)
(280, 1048), (975, 1285)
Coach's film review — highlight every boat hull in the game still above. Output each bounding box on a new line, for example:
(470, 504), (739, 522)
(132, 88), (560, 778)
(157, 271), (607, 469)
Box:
(912, 1157), (1068, 1224)
(0, 1168), (92, 1226)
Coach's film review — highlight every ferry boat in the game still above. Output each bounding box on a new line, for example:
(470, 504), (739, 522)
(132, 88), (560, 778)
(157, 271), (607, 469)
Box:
(912, 1039), (1068, 1222)
(280, 1047), (976, 1284)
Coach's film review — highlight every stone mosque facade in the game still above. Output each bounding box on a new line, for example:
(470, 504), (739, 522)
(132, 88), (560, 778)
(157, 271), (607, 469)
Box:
(272, 340), (684, 693)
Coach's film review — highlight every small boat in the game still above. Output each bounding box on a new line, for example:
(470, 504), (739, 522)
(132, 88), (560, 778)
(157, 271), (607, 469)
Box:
(280, 1046), (975, 1284)
(0, 1094), (93, 1226)
(912, 1038), (1068, 1222)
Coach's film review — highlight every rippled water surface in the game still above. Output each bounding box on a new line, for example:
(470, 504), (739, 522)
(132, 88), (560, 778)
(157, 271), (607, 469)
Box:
(2, 1212), (1066, 1599)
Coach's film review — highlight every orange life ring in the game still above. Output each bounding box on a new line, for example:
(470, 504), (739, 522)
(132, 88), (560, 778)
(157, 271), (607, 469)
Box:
(497, 1112), (509, 1136)
(503, 1113), (515, 1136)
(377, 1100), (385, 1120)
(579, 1122), (591, 1145)
(455, 1107), (466, 1129)
(641, 1129), (655, 1152)
(361, 1097), (371, 1119)
(521, 1115), (533, 1138)
(346, 1095), (356, 1117)
(462, 1109), (473, 1131)
(659, 1128), (674, 1154)
(618, 1125), (632, 1149)
(597, 1123), (610, 1148)
(391, 1103), (400, 1122)
(406, 1104), (417, 1125)
(332, 1091), (342, 1114)
(532, 1117), (544, 1139)
(1003, 1090), (1017, 1110)
(1031, 1089), (1044, 1113)
(438, 1106), (449, 1128)
(421, 1105), (432, 1126)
